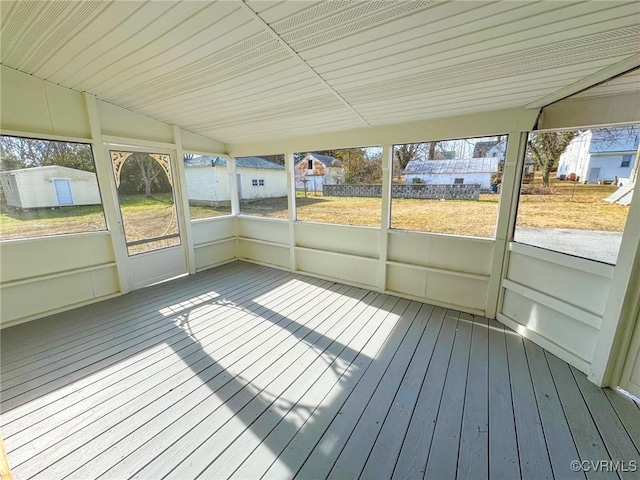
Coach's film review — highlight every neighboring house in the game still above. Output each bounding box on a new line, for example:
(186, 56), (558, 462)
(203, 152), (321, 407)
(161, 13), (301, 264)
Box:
(557, 127), (639, 184)
(184, 156), (286, 204)
(403, 157), (499, 190)
(0, 165), (101, 209)
(295, 153), (343, 191)
(474, 140), (506, 160)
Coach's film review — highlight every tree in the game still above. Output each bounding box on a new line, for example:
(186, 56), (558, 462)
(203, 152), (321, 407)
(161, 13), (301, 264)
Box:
(527, 131), (578, 186)
(393, 144), (421, 173)
(0, 135), (94, 172)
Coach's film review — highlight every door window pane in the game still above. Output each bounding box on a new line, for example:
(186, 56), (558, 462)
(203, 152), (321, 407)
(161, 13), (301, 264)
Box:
(111, 151), (180, 255)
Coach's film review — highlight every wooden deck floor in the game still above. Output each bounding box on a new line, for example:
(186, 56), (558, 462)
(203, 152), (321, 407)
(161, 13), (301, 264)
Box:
(1, 261), (639, 480)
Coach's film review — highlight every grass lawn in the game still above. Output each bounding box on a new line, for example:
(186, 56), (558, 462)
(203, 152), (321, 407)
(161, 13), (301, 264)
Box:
(0, 184), (630, 241)
(0, 204), (107, 240)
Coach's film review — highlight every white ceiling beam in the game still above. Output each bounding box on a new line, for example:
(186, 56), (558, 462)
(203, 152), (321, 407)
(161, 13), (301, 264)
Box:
(525, 54), (640, 109)
(237, 0), (371, 127)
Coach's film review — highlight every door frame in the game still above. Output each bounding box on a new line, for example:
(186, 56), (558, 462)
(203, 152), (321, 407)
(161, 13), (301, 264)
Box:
(103, 142), (192, 290)
(617, 302), (640, 398)
(53, 178), (73, 205)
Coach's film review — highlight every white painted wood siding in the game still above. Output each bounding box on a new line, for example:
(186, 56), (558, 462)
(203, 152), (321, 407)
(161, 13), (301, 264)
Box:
(499, 243), (614, 373)
(185, 166), (230, 203)
(0, 233), (118, 328)
(238, 168), (287, 200)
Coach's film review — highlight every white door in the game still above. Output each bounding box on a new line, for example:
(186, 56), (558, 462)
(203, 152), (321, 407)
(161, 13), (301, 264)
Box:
(618, 304), (640, 398)
(109, 147), (188, 289)
(53, 178), (73, 205)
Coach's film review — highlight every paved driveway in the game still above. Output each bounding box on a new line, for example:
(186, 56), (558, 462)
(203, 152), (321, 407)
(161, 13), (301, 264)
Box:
(514, 227), (623, 265)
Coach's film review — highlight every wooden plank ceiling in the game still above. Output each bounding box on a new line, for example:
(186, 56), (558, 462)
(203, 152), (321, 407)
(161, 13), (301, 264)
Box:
(1, 0), (639, 145)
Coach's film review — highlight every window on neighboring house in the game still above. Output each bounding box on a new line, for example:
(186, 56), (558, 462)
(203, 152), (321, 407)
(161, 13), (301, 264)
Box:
(308, 159), (313, 170)
(252, 179), (265, 186)
(252, 179), (258, 186)
(259, 179), (265, 186)
(0, 134), (107, 240)
(454, 178), (464, 184)
(621, 154), (632, 168)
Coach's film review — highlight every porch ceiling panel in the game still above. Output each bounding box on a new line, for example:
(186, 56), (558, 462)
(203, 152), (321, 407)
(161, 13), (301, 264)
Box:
(1, 0), (639, 145)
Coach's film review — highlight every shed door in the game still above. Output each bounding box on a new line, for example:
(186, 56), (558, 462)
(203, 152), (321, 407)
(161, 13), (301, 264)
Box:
(53, 179), (73, 205)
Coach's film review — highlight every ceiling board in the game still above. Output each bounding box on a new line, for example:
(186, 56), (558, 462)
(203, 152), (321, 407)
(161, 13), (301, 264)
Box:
(1, 0), (638, 145)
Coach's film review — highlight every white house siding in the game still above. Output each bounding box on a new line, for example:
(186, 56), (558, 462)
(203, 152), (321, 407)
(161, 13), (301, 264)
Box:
(405, 172), (492, 190)
(2, 166), (101, 208)
(237, 167), (287, 200)
(185, 165), (286, 202)
(557, 127), (639, 183)
(585, 154), (636, 184)
(557, 131), (592, 180)
(184, 166), (230, 204)
(1, 174), (22, 207)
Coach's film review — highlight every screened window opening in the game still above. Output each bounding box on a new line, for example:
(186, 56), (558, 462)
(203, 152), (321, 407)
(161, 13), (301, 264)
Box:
(0, 135), (107, 240)
(514, 124), (638, 264)
(391, 135), (508, 238)
(295, 147), (382, 227)
(183, 154), (233, 220)
(237, 155), (287, 219)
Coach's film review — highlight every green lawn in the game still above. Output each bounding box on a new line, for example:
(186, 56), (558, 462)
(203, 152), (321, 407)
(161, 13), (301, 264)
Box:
(0, 184), (629, 241)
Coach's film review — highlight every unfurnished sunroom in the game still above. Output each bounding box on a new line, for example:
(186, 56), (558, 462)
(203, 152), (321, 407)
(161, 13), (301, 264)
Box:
(1, 1), (640, 479)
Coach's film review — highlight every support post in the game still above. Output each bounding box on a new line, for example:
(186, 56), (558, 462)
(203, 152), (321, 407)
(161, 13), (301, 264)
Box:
(379, 144), (392, 292)
(172, 125), (196, 275)
(84, 93), (131, 293)
(486, 131), (527, 318)
(286, 151), (297, 272)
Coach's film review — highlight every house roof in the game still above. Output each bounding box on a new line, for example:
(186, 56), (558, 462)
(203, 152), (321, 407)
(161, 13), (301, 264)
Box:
(0, 165), (94, 175)
(588, 127), (640, 155)
(184, 156), (284, 170)
(404, 157), (500, 175)
(299, 154), (342, 168)
(2, 2), (636, 145)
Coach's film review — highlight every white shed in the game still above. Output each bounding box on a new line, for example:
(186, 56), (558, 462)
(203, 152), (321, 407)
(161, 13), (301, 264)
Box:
(0, 166), (101, 209)
(403, 157), (499, 190)
(184, 156), (287, 203)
